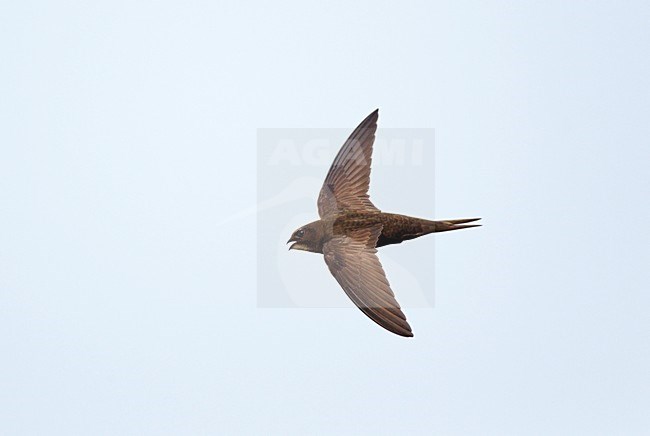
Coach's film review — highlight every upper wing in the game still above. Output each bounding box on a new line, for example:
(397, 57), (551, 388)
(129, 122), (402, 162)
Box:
(322, 224), (413, 337)
(317, 110), (380, 218)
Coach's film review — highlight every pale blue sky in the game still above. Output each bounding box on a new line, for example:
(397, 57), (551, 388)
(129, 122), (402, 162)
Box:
(1, 1), (649, 435)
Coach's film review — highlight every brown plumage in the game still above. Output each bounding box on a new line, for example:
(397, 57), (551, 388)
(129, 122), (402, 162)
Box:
(287, 109), (480, 337)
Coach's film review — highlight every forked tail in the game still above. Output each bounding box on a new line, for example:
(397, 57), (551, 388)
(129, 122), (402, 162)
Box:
(432, 217), (481, 233)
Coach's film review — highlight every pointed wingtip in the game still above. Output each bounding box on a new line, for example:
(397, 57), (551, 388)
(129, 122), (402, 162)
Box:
(357, 108), (379, 129)
(388, 327), (413, 338)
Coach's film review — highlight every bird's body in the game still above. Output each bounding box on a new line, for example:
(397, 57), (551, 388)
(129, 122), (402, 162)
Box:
(297, 211), (479, 254)
(288, 109), (480, 337)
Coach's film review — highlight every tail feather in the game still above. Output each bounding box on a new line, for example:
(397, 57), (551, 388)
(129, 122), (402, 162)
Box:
(433, 217), (481, 233)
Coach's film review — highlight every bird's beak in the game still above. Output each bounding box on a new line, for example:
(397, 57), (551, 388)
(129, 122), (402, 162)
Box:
(287, 236), (308, 251)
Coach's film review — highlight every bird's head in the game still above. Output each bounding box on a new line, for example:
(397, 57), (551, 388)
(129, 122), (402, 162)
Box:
(287, 220), (325, 253)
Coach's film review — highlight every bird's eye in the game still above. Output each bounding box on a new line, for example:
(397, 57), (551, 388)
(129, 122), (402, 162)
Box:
(296, 229), (305, 238)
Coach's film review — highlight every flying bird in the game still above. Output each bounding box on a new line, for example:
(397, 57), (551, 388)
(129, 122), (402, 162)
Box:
(287, 109), (480, 337)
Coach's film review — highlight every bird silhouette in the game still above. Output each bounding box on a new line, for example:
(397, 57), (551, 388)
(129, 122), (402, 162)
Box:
(288, 109), (480, 337)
